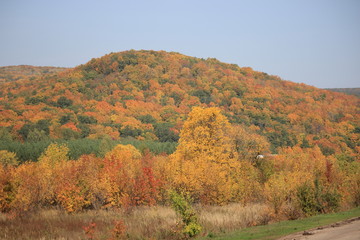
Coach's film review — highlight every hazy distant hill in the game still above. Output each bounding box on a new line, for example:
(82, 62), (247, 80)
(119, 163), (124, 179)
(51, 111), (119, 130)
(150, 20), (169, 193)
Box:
(0, 50), (358, 158)
(325, 88), (360, 97)
(0, 65), (68, 83)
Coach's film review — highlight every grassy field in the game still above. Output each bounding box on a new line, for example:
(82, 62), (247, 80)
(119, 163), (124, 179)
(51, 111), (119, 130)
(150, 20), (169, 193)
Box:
(0, 205), (359, 239)
(0, 204), (269, 240)
(199, 207), (360, 240)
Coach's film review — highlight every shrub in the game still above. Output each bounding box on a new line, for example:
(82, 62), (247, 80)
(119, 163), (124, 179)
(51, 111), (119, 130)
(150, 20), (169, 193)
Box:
(321, 190), (340, 213)
(296, 180), (341, 216)
(111, 220), (127, 239)
(82, 222), (97, 240)
(169, 190), (202, 238)
(296, 182), (322, 216)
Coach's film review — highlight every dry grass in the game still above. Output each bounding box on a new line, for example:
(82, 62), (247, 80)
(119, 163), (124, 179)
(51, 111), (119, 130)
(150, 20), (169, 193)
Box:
(0, 204), (271, 239)
(198, 203), (271, 234)
(0, 207), (178, 240)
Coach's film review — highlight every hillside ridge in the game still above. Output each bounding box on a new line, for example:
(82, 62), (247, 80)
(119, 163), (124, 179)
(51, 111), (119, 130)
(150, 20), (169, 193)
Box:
(324, 88), (360, 97)
(0, 65), (68, 83)
(0, 50), (358, 161)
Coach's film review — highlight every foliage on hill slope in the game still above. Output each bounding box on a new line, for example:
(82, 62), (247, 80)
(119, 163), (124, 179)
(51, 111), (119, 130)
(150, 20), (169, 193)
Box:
(325, 88), (360, 97)
(0, 50), (359, 161)
(0, 65), (68, 83)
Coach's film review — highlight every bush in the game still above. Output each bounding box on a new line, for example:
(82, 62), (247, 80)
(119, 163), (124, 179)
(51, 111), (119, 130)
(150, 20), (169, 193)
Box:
(321, 190), (340, 212)
(297, 183), (322, 216)
(296, 180), (341, 216)
(169, 190), (202, 238)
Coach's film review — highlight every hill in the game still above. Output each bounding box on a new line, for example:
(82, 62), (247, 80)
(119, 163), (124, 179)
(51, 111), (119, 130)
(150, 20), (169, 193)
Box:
(0, 65), (68, 83)
(325, 88), (360, 97)
(0, 50), (359, 160)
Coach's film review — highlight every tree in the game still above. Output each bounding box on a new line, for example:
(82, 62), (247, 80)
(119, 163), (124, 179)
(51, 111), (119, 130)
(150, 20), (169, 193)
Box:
(0, 127), (13, 141)
(27, 129), (50, 142)
(167, 107), (240, 204)
(0, 163), (15, 212)
(38, 143), (69, 167)
(230, 125), (270, 161)
(0, 150), (19, 167)
(173, 107), (233, 162)
(56, 96), (73, 108)
(154, 123), (179, 142)
(99, 144), (142, 208)
(169, 190), (202, 238)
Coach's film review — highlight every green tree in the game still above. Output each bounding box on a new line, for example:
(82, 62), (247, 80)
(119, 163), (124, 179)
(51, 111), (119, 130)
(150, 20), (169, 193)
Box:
(154, 123), (179, 142)
(27, 129), (50, 142)
(169, 190), (202, 238)
(0, 127), (13, 141)
(57, 96), (73, 108)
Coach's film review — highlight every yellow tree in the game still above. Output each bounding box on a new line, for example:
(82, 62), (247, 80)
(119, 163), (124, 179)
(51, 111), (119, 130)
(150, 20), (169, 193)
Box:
(172, 107), (233, 163)
(167, 107), (258, 204)
(37, 143), (69, 205)
(0, 150), (19, 167)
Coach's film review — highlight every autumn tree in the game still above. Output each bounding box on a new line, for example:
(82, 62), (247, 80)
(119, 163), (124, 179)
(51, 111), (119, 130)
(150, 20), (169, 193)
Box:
(230, 125), (270, 161)
(0, 150), (19, 167)
(167, 107), (260, 204)
(35, 143), (69, 206)
(54, 154), (103, 213)
(11, 162), (45, 212)
(0, 163), (15, 212)
(99, 144), (142, 208)
(264, 146), (342, 217)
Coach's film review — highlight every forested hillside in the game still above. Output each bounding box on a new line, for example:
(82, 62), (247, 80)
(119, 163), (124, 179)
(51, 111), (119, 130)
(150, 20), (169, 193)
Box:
(1, 50), (359, 238)
(0, 50), (358, 161)
(325, 88), (360, 97)
(0, 65), (68, 83)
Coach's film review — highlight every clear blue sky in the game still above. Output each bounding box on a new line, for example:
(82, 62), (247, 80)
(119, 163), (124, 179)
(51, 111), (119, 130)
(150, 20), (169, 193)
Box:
(1, 0), (359, 88)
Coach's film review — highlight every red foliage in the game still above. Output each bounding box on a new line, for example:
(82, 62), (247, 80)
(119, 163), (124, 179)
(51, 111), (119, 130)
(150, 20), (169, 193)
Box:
(131, 152), (161, 206)
(82, 222), (97, 240)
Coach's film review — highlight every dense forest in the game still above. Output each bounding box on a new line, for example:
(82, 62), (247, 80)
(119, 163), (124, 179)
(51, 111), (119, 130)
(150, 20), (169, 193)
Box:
(0, 50), (359, 238)
(325, 88), (360, 97)
(0, 65), (68, 83)
(0, 50), (358, 159)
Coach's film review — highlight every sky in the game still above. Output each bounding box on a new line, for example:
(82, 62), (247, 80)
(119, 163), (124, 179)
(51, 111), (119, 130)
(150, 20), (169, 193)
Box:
(0, 0), (359, 88)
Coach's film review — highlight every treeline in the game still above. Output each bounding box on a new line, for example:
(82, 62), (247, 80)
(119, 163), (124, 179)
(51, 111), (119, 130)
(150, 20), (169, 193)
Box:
(0, 138), (177, 163)
(0, 65), (68, 83)
(0, 108), (359, 221)
(325, 88), (360, 97)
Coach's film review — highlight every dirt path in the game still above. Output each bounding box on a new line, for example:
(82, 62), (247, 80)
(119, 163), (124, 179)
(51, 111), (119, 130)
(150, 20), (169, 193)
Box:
(278, 217), (360, 240)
